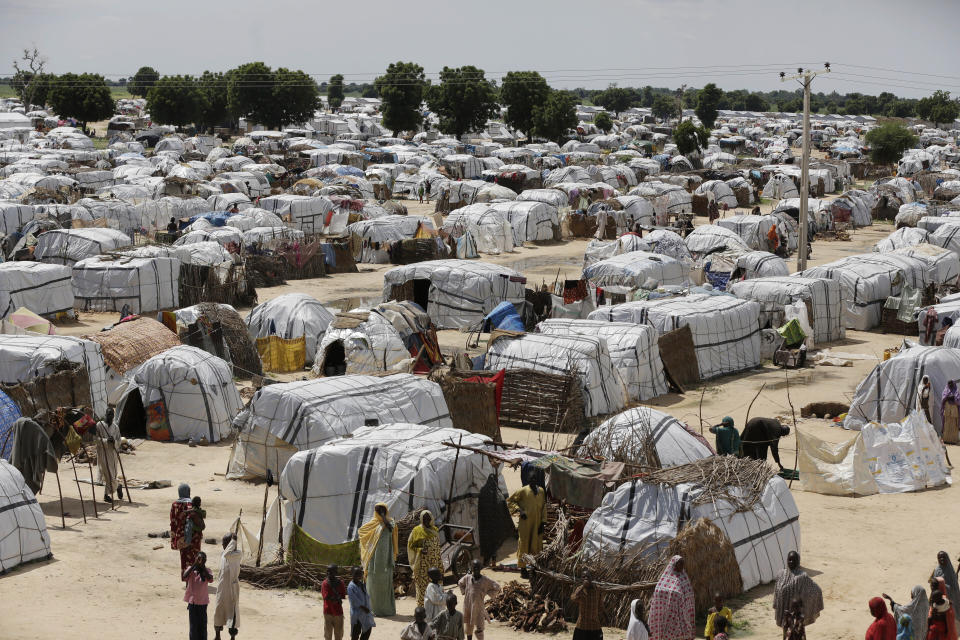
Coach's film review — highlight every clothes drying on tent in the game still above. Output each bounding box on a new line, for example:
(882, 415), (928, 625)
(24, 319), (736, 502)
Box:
(0, 458), (52, 574)
(227, 373), (452, 481)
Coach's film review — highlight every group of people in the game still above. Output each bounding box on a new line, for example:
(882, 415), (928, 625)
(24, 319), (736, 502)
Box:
(708, 415), (792, 470)
(918, 375), (960, 447)
(874, 550), (960, 640)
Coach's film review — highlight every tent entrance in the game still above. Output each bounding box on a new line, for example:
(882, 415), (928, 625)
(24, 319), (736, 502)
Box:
(413, 278), (430, 310)
(117, 390), (147, 438)
(322, 340), (347, 376)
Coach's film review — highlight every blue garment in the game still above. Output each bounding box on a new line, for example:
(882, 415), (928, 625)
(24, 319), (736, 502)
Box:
(319, 243), (336, 267)
(348, 580), (376, 632)
(896, 613), (912, 640)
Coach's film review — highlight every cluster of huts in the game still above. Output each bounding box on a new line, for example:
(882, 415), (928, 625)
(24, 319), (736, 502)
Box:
(1, 92), (959, 626)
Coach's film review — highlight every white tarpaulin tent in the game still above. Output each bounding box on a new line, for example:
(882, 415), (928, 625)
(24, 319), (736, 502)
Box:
(684, 225), (750, 258)
(71, 255), (179, 314)
(874, 227), (932, 253)
(716, 215), (780, 251)
(346, 217), (436, 263)
(578, 407), (713, 467)
(312, 307), (411, 376)
(581, 474), (799, 592)
(588, 294), (762, 379)
(582, 251), (689, 290)
(799, 412), (949, 496)
(728, 276), (844, 344)
(443, 205), (515, 255)
(733, 251), (789, 280)
(382, 260), (526, 330)
(486, 333), (627, 417)
(281, 424), (510, 550)
(800, 254), (929, 330)
(487, 201), (559, 244)
(536, 319), (668, 401)
(0, 262), (73, 320)
(0, 459), (51, 574)
(696, 180), (738, 209)
(0, 335), (107, 416)
(582, 235), (652, 269)
(844, 345), (960, 435)
(0, 202), (35, 237)
(246, 293), (334, 366)
(114, 345), (242, 443)
(34, 228), (132, 266)
(258, 194), (338, 235)
(227, 373), (451, 480)
(889, 245), (960, 288)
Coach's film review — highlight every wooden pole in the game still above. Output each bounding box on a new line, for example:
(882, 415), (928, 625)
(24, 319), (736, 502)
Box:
(115, 443), (132, 505)
(445, 435), (463, 521)
(69, 456), (87, 524)
(256, 469), (273, 567)
(784, 370), (800, 488)
(744, 383), (767, 426)
(82, 454), (99, 518)
(53, 470), (66, 529)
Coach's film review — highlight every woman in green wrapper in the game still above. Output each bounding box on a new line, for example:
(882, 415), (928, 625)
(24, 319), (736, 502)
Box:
(407, 510), (442, 607)
(358, 502), (398, 616)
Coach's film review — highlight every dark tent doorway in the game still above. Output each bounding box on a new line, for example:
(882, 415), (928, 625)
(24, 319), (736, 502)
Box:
(116, 390), (147, 438)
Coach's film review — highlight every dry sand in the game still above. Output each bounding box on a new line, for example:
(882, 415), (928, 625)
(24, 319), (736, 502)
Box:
(2, 208), (935, 640)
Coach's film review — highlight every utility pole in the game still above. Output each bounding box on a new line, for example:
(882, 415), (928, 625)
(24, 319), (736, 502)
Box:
(780, 63), (830, 272)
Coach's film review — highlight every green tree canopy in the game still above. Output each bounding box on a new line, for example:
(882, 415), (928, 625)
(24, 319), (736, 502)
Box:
(227, 61), (275, 124)
(196, 71), (230, 132)
(228, 62), (318, 130)
(374, 61), (426, 137)
(594, 111), (613, 133)
(500, 71), (550, 140)
(695, 83), (723, 129)
(11, 71), (53, 108)
(673, 119), (709, 156)
(146, 75), (201, 128)
(129, 66), (159, 97)
(594, 86), (633, 117)
(426, 66), (499, 139)
(865, 123), (918, 165)
(327, 74), (345, 110)
(651, 93), (677, 121)
(916, 90), (959, 127)
(47, 73), (115, 126)
(271, 67), (320, 129)
(744, 93), (769, 112)
(532, 90), (577, 144)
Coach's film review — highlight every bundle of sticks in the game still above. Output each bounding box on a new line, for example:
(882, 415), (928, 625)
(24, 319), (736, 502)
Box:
(239, 559), (350, 590)
(639, 456), (776, 513)
(486, 581), (567, 633)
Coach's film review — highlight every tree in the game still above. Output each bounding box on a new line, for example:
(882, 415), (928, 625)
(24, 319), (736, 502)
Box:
(327, 74), (345, 111)
(374, 61), (427, 137)
(500, 71), (550, 140)
(594, 86), (633, 117)
(360, 85), (379, 99)
(11, 47), (48, 108)
(885, 99), (915, 119)
(594, 111), (613, 133)
(532, 90), (577, 144)
(425, 66), (499, 139)
(196, 71), (230, 132)
(916, 90), (959, 128)
(271, 67), (320, 129)
(744, 93), (769, 112)
(673, 119), (709, 156)
(47, 73), (115, 127)
(865, 123), (918, 165)
(146, 75), (201, 128)
(128, 66), (159, 98)
(694, 83), (723, 129)
(228, 62), (318, 130)
(651, 93), (677, 121)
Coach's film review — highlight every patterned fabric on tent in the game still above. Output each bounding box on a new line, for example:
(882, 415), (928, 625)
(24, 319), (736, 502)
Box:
(0, 390), (23, 460)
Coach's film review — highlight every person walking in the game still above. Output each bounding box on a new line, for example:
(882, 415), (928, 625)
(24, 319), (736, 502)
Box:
(418, 184), (425, 204)
(506, 479), (546, 579)
(358, 503), (397, 616)
(932, 551), (960, 625)
(408, 511), (441, 607)
(94, 407), (122, 504)
(348, 567), (375, 640)
(884, 587), (928, 640)
(184, 551), (214, 640)
(213, 534), (241, 640)
(570, 570), (603, 640)
(171, 483), (194, 580)
(941, 382), (960, 444)
(322, 564), (348, 640)
(648, 556), (695, 640)
(865, 597), (897, 640)
(458, 560), (500, 640)
(773, 552), (823, 632)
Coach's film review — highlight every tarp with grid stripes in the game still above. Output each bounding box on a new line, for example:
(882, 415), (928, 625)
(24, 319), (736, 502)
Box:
(728, 276), (843, 345)
(0, 459), (51, 574)
(587, 294), (762, 379)
(34, 228), (132, 266)
(246, 293), (334, 366)
(716, 215), (781, 251)
(581, 474), (799, 592)
(578, 406), (712, 468)
(72, 255), (179, 314)
(228, 373), (452, 481)
(0, 334), (107, 417)
(486, 333), (627, 417)
(280, 424), (508, 547)
(0, 390), (21, 460)
(536, 319), (669, 402)
(582, 250), (689, 290)
(684, 225), (750, 258)
(487, 201), (559, 244)
(733, 252), (790, 280)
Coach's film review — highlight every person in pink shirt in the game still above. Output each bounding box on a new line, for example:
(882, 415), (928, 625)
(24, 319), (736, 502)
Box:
(184, 551), (214, 640)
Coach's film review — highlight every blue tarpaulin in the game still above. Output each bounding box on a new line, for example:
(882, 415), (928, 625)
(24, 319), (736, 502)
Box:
(483, 301), (525, 333)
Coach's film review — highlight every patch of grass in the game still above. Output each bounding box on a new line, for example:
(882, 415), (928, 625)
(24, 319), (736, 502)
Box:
(0, 84), (15, 98)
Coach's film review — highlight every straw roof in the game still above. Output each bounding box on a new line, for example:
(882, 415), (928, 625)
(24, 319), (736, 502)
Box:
(86, 317), (180, 374)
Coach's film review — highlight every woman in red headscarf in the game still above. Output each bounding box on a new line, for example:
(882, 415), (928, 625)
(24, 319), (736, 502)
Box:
(865, 597), (896, 640)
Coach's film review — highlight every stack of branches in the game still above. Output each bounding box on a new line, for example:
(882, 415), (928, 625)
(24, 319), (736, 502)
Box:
(240, 559), (352, 591)
(526, 509), (666, 629)
(245, 254), (288, 288)
(640, 456), (776, 514)
(486, 581), (568, 633)
(188, 302), (263, 378)
(577, 413), (663, 471)
(178, 263), (257, 308)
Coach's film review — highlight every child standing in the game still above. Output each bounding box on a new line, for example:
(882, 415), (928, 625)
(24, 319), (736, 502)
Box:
(783, 597), (806, 640)
(425, 567), (445, 623)
(184, 551), (214, 640)
(705, 593), (733, 640)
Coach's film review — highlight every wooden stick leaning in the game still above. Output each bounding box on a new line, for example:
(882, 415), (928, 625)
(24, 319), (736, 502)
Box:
(82, 454), (100, 517)
(115, 441), (132, 505)
(53, 469), (66, 529)
(68, 455), (87, 524)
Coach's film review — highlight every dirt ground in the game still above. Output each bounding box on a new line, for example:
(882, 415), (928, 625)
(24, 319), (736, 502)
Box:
(3, 205), (936, 640)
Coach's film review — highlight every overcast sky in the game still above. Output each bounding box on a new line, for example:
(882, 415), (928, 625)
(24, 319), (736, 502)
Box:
(1, 0), (958, 98)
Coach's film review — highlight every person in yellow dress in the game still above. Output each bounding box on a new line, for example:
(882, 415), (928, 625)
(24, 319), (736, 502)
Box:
(507, 478), (546, 578)
(407, 510), (442, 607)
(358, 503), (399, 616)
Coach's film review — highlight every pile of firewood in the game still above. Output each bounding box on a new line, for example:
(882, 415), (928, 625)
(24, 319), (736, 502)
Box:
(486, 581), (567, 633)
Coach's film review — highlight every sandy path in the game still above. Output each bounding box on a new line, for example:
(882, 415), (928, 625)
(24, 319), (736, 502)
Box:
(4, 211), (929, 640)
